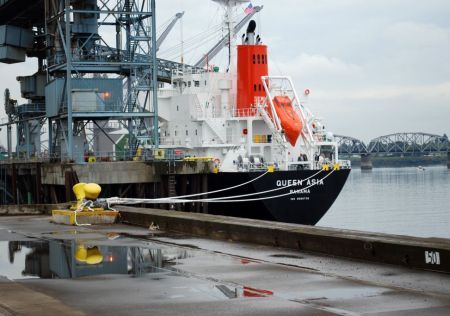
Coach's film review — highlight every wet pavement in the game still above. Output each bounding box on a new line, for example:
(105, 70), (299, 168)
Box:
(1, 216), (450, 315)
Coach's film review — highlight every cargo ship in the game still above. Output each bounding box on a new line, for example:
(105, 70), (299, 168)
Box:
(154, 0), (351, 225)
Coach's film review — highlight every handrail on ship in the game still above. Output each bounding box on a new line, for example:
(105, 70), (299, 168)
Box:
(232, 107), (259, 117)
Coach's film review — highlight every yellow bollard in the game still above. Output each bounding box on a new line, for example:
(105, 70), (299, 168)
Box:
(75, 244), (103, 264)
(86, 246), (103, 265)
(75, 244), (88, 262)
(333, 163), (341, 171)
(73, 183), (86, 208)
(84, 183), (102, 200)
(267, 165), (275, 173)
(322, 164), (330, 171)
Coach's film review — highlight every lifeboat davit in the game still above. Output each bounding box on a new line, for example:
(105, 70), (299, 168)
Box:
(269, 96), (302, 146)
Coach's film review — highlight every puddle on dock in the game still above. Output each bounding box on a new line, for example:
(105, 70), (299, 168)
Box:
(0, 240), (194, 280)
(0, 240), (275, 300)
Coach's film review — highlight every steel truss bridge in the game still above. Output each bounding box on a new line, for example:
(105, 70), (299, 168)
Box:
(335, 133), (450, 155)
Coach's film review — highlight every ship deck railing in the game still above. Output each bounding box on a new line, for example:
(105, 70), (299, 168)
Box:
(171, 66), (208, 77)
(157, 89), (177, 98)
(194, 108), (264, 120)
(288, 161), (312, 170)
(338, 159), (352, 169)
(286, 160), (352, 171)
(232, 108), (259, 117)
(237, 162), (271, 171)
(0, 149), (190, 164)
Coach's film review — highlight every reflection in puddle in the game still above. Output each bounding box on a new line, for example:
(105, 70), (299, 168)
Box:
(1, 240), (192, 279)
(1, 240), (275, 300)
(243, 286), (274, 297)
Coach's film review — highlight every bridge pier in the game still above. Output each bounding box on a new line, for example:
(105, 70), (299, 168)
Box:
(447, 150), (450, 169)
(361, 154), (373, 170)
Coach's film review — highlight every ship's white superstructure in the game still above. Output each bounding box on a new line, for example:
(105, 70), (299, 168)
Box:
(155, 1), (349, 173)
(157, 71), (346, 172)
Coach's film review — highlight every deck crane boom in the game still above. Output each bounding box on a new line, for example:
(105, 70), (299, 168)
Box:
(156, 12), (185, 51)
(194, 5), (263, 68)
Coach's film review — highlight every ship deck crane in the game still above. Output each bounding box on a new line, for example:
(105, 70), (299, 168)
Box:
(194, 5), (263, 68)
(156, 12), (184, 51)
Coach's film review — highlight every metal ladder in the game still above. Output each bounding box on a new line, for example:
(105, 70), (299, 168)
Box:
(257, 104), (289, 168)
(168, 175), (176, 197)
(167, 161), (176, 209)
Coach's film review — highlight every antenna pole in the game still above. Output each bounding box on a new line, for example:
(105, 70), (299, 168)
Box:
(180, 12), (184, 67)
(226, 3), (235, 72)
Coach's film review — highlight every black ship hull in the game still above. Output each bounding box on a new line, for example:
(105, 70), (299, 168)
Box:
(203, 169), (350, 225)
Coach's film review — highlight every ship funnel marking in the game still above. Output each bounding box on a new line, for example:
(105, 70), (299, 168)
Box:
(236, 21), (268, 115)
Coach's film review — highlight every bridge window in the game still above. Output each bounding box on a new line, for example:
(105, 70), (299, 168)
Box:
(176, 105), (179, 111)
(188, 81), (191, 87)
(194, 80), (200, 87)
(257, 54), (261, 64)
(253, 54), (256, 64)
(186, 130), (188, 136)
(254, 84), (257, 91)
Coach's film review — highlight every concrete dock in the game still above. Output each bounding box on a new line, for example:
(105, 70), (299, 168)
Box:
(119, 206), (450, 273)
(1, 214), (450, 315)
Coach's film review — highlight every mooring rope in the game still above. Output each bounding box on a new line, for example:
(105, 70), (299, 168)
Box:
(73, 200), (95, 226)
(152, 169), (271, 201)
(106, 169), (334, 205)
(167, 168), (324, 202)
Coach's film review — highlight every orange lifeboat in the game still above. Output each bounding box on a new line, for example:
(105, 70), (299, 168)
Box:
(269, 96), (302, 146)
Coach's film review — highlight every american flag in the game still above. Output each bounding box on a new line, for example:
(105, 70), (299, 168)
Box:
(244, 3), (254, 15)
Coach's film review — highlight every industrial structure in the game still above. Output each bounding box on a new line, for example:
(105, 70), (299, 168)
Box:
(0, 0), (167, 162)
(0, 0), (262, 162)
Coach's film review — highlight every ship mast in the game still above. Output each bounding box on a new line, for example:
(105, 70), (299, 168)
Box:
(212, 0), (249, 73)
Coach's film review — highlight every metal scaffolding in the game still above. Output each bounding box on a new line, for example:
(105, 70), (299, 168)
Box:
(0, 0), (196, 162)
(43, 0), (159, 161)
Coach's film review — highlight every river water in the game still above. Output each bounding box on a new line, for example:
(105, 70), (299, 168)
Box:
(318, 166), (450, 239)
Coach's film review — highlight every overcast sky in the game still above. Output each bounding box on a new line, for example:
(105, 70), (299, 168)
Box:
(1, 0), (449, 144)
